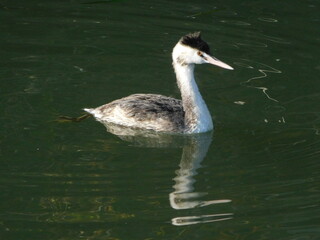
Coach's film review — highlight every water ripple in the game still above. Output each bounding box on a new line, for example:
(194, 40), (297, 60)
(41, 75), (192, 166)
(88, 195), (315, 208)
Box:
(237, 60), (282, 102)
(233, 41), (268, 48)
(249, 33), (291, 44)
(220, 20), (251, 26)
(171, 213), (233, 226)
(258, 17), (279, 23)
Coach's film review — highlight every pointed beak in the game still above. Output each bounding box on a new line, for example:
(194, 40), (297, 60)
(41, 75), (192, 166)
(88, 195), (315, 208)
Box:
(204, 53), (234, 70)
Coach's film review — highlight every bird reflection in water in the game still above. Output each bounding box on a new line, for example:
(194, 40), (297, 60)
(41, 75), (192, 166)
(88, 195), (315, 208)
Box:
(169, 132), (233, 226)
(101, 122), (233, 226)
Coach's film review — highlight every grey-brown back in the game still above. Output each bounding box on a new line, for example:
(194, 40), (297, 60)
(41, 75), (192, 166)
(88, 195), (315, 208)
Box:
(95, 94), (185, 132)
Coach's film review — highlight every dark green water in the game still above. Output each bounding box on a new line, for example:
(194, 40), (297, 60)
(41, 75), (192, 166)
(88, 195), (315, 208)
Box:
(1, 0), (320, 239)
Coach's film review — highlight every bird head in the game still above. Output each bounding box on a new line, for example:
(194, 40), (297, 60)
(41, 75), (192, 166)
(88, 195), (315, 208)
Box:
(172, 32), (233, 70)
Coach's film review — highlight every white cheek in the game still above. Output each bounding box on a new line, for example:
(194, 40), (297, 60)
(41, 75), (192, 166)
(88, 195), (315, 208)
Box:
(202, 58), (208, 64)
(192, 54), (205, 64)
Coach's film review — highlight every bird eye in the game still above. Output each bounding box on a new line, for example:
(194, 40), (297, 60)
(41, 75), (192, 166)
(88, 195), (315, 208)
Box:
(197, 51), (203, 57)
(197, 51), (208, 61)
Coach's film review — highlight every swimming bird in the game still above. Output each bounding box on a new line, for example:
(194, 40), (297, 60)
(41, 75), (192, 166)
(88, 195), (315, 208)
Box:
(84, 32), (233, 134)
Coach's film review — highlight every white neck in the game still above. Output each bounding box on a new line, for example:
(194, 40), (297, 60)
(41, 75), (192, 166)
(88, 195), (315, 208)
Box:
(173, 62), (213, 133)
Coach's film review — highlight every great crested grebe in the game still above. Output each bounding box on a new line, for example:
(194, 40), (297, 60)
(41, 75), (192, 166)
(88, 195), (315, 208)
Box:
(84, 32), (233, 134)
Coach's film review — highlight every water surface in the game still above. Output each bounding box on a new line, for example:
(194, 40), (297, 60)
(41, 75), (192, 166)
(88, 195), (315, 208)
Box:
(1, 0), (319, 239)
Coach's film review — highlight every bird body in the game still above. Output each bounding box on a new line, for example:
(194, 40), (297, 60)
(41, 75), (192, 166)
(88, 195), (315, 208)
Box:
(85, 94), (185, 132)
(84, 32), (233, 134)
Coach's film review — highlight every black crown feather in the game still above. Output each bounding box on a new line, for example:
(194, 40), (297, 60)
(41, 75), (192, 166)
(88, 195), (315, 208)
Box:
(180, 32), (211, 55)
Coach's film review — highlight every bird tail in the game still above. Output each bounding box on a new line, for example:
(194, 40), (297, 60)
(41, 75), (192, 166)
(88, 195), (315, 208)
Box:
(83, 108), (95, 115)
